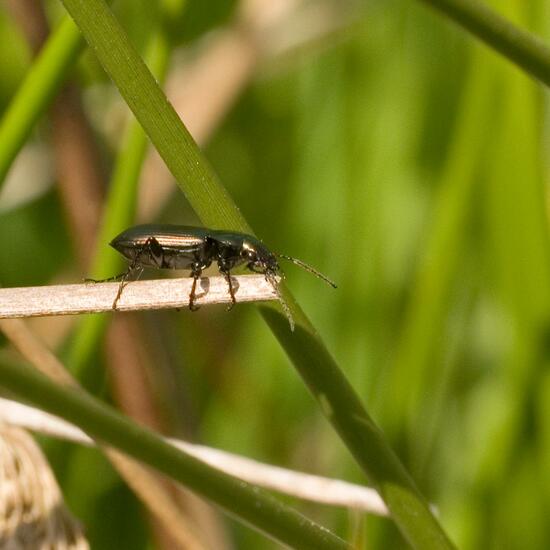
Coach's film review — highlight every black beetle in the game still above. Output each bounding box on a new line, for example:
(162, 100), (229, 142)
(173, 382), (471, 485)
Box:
(99, 224), (336, 330)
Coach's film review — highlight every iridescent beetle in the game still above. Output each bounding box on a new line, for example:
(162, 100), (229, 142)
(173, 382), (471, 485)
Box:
(100, 224), (336, 330)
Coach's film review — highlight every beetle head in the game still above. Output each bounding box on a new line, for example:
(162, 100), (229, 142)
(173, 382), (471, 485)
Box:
(240, 237), (337, 332)
(241, 237), (280, 276)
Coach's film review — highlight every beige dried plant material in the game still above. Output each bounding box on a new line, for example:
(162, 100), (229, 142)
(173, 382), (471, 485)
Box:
(0, 424), (88, 549)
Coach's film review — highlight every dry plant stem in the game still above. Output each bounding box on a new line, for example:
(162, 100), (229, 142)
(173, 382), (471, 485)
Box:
(105, 316), (232, 550)
(105, 452), (207, 550)
(106, 316), (165, 431)
(50, 85), (105, 266)
(0, 319), (209, 550)
(0, 397), (389, 517)
(5, 0), (49, 49)
(168, 444), (388, 516)
(0, 319), (74, 385)
(0, 275), (278, 318)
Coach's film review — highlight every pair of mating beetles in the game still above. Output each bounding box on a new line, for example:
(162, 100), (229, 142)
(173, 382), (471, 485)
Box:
(103, 224), (336, 331)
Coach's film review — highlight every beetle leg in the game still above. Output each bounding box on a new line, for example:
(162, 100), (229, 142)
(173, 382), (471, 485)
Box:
(220, 267), (236, 311)
(112, 263), (143, 310)
(188, 265), (202, 311)
(112, 236), (162, 309)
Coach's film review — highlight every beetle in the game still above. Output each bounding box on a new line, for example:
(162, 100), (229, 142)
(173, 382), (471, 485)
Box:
(97, 224), (336, 331)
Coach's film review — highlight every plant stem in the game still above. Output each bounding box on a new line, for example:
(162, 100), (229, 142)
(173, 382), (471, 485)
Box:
(0, 275), (278, 318)
(0, 397), (389, 515)
(0, 358), (347, 550)
(419, 0), (550, 87)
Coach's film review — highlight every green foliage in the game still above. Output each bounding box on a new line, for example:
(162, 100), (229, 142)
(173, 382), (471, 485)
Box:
(0, 0), (549, 548)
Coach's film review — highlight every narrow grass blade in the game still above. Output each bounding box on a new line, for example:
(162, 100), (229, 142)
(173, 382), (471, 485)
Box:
(419, 0), (550, 87)
(0, 15), (83, 185)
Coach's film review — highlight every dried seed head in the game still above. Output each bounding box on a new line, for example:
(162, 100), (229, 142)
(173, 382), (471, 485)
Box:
(0, 425), (88, 549)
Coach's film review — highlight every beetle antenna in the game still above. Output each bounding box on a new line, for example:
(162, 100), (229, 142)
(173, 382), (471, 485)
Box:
(266, 272), (295, 332)
(277, 254), (337, 288)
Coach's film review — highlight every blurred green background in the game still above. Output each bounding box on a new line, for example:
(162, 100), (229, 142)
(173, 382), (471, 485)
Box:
(1, 0), (549, 548)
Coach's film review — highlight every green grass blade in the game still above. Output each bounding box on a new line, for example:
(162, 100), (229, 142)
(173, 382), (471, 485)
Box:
(0, 15), (83, 185)
(57, 0), (454, 546)
(419, 0), (550, 86)
(0, 357), (347, 550)
(262, 308), (454, 549)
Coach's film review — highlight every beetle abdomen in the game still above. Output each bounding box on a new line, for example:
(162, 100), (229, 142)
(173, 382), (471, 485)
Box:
(110, 225), (208, 269)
